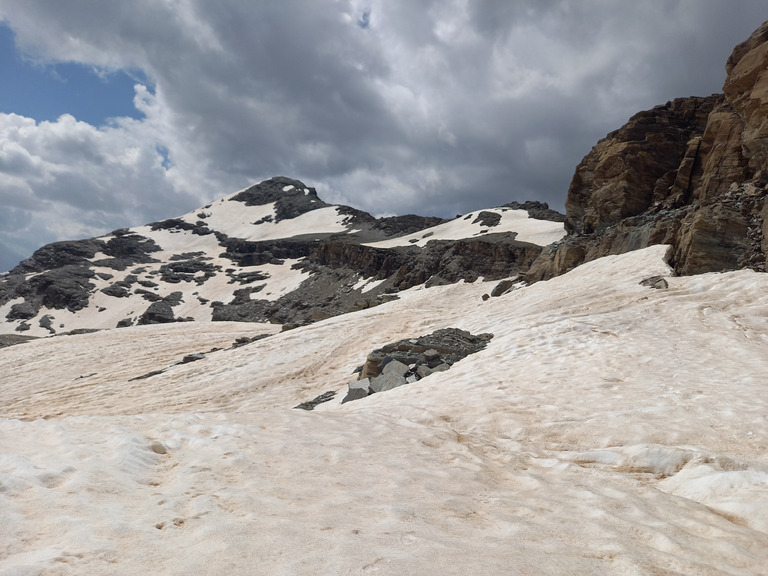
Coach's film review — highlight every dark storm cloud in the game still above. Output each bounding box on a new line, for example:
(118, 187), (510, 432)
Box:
(0, 0), (766, 271)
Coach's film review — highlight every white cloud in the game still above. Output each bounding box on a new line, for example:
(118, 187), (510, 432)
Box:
(0, 105), (208, 271)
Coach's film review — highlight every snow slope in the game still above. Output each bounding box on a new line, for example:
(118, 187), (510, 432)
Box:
(1, 245), (767, 575)
(364, 207), (565, 248)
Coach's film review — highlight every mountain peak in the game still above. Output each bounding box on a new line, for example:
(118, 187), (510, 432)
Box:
(228, 176), (330, 222)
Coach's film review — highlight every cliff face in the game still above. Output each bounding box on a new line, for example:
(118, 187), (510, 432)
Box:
(529, 21), (768, 281)
(564, 96), (720, 235)
(724, 20), (768, 175)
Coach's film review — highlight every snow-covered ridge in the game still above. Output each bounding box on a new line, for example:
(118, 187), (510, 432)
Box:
(365, 207), (565, 248)
(175, 194), (350, 243)
(0, 177), (566, 337)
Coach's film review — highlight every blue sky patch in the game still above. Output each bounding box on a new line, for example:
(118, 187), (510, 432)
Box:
(0, 24), (149, 126)
(358, 10), (371, 29)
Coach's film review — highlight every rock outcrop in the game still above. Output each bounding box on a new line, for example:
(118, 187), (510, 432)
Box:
(564, 96), (720, 235)
(229, 176), (331, 222)
(307, 233), (541, 290)
(528, 21), (768, 281)
(0, 334), (36, 348)
(724, 20), (768, 175)
(503, 201), (566, 223)
(340, 328), (493, 403)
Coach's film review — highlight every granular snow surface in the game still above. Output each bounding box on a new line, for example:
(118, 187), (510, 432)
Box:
(1, 246), (767, 575)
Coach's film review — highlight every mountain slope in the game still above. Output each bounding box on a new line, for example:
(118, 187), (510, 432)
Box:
(1, 246), (766, 574)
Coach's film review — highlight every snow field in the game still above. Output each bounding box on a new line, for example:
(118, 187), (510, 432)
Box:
(0, 225), (312, 336)
(0, 322), (281, 419)
(1, 245), (767, 574)
(180, 195), (351, 242)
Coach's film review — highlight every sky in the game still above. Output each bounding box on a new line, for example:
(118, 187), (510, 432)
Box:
(0, 1), (766, 273)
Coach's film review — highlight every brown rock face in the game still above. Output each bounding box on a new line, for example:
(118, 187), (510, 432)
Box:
(672, 204), (751, 275)
(724, 20), (768, 175)
(565, 96), (718, 234)
(532, 21), (768, 281)
(691, 103), (750, 202)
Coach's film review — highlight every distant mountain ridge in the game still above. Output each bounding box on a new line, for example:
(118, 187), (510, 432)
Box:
(0, 176), (565, 337)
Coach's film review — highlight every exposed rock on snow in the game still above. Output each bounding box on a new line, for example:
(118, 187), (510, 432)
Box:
(490, 278), (518, 297)
(639, 275), (669, 289)
(230, 176), (331, 221)
(471, 210), (502, 227)
(6, 300), (38, 320)
(23, 265), (97, 313)
(294, 390), (337, 410)
(0, 334), (35, 348)
(503, 200), (567, 222)
(342, 328), (493, 403)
